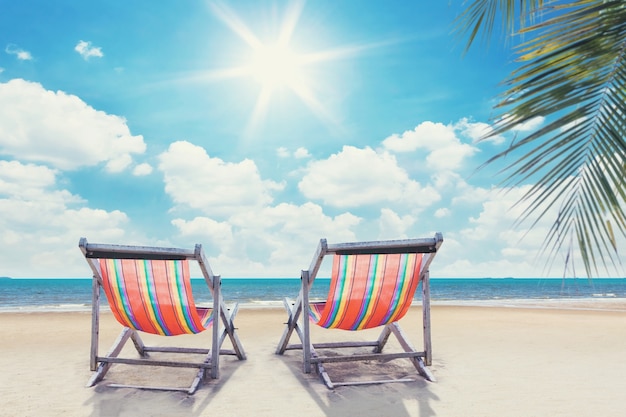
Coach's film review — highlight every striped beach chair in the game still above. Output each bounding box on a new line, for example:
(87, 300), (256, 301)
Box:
(79, 238), (246, 394)
(276, 234), (443, 388)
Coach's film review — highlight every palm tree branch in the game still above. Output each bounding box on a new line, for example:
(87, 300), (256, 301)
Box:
(458, 0), (626, 276)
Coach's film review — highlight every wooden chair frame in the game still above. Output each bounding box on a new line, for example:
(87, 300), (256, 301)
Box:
(79, 238), (246, 394)
(276, 233), (443, 388)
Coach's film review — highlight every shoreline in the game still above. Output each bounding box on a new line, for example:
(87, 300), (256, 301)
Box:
(2, 296), (625, 314)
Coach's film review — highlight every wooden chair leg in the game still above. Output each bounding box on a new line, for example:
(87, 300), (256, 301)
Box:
(389, 323), (435, 382)
(90, 277), (100, 371)
(373, 324), (393, 353)
(276, 295), (303, 354)
(301, 271), (312, 374)
(422, 271), (433, 366)
(219, 301), (246, 360)
(210, 280), (221, 380)
(87, 327), (134, 387)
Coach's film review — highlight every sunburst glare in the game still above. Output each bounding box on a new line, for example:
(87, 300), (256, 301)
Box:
(201, 0), (370, 136)
(248, 44), (303, 89)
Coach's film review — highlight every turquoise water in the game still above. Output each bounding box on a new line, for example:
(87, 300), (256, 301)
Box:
(1, 277), (625, 312)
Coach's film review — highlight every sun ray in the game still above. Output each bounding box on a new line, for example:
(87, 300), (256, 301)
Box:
(289, 82), (344, 135)
(246, 87), (273, 136)
(208, 2), (263, 48)
(278, 0), (305, 46)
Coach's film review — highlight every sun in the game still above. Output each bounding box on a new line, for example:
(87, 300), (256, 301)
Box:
(202, 1), (364, 134)
(247, 44), (304, 90)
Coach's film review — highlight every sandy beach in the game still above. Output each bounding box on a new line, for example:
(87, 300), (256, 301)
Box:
(1, 304), (625, 417)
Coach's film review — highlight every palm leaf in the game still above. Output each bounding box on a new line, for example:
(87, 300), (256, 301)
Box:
(454, 0), (545, 50)
(457, 0), (626, 276)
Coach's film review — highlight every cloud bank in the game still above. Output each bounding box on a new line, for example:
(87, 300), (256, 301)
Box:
(0, 78), (601, 278)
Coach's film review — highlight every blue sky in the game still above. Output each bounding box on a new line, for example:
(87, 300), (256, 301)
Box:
(0, 0), (586, 278)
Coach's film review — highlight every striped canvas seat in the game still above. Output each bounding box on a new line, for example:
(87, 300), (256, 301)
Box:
(309, 253), (422, 330)
(99, 258), (213, 336)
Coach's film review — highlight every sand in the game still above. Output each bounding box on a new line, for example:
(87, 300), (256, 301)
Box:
(1, 304), (625, 417)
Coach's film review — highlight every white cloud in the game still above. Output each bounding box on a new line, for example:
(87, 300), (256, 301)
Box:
(133, 163), (153, 176)
(434, 207), (450, 218)
(0, 160), (57, 196)
(383, 121), (455, 152)
(382, 121), (478, 170)
(450, 185), (555, 274)
(560, 117), (586, 133)
(0, 79), (146, 171)
(512, 115), (545, 132)
(173, 216), (235, 248)
(499, 114), (546, 132)
(5, 44), (32, 60)
(294, 147), (311, 159)
(158, 140), (284, 218)
(455, 117), (505, 145)
(74, 40), (103, 60)
(377, 208), (415, 239)
(105, 153), (132, 173)
(299, 145), (440, 209)
(276, 147), (290, 158)
(276, 146), (311, 159)
(0, 160), (131, 277)
(171, 202), (361, 277)
(160, 141), (366, 276)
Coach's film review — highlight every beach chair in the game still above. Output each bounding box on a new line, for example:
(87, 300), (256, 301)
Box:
(276, 233), (443, 388)
(78, 238), (246, 394)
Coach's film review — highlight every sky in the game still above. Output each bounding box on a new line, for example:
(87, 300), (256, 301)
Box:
(0, 0), (600, 279)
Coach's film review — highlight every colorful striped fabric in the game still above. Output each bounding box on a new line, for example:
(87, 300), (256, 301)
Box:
(309, 253), (423, 330)
(98, 258), (213, 336)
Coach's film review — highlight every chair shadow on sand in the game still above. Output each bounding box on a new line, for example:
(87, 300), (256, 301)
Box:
(277, 343), (440, 417)
(84, 354), (244, 417)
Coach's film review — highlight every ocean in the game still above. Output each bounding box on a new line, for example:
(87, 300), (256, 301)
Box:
(1, 277), (625, 313)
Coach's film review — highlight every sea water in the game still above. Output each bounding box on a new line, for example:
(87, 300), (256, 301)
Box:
(1, 277), (625, 313)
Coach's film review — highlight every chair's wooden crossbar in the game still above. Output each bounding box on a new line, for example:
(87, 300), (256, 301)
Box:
(143, 346), (210, 355)
(85, 251), (189, 260)
(142, 346), (240, 356)
(107, 384), (195, 393)
(327, 237), (440, 256)
(276, 233), (443, 389)
(331, 378), (415, 388)
(310, 351), (426, 364)
(96, 356), (214, 369)
(80, 239), (197, 261)
(216, 349), (239, 356)
(284, 340), (380, 351)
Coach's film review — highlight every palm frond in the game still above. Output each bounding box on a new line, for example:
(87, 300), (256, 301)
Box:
(454, 0), (545, 50)
(458, 0), (626, 276)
